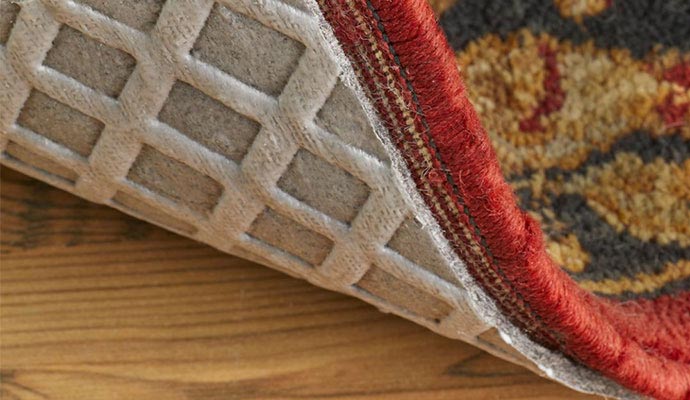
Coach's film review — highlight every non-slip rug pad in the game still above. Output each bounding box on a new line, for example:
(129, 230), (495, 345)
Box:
(0, 0), (506, 373)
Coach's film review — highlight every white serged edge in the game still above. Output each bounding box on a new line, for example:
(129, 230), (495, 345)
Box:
(305, 1), (638, 398)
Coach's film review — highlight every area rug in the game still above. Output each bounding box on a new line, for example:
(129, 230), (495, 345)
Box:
(1, 0), (688, 399)
(321, 0), (690, 398)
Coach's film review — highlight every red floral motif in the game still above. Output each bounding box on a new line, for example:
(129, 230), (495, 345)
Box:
(519, 43), (565, 132)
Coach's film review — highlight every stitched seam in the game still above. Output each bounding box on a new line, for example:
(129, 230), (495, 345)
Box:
(348, 1), (562, 346)
(358, 0), (562, 345)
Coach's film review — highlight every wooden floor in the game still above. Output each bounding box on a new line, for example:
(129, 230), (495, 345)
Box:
(0, 167), (595, 399)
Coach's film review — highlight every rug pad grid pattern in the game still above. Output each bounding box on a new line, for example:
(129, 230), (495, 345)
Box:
(0, 0), (517, 360)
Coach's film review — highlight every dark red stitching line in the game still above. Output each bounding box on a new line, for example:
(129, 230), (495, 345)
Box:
(361, 0), (563, 348)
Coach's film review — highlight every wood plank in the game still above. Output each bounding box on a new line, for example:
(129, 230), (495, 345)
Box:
(0, 167), (595, 399)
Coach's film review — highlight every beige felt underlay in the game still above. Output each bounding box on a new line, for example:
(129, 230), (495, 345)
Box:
(0, 0), (542, 377)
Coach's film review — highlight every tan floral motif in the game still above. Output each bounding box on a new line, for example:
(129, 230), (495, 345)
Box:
(554, 0), (611, 22)
(458, 29), (690, 176)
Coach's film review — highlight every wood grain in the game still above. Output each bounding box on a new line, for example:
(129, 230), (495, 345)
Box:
(0, 167), (595, 399)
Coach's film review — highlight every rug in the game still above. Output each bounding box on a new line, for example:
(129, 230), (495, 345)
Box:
(320, 0), (689, 398)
